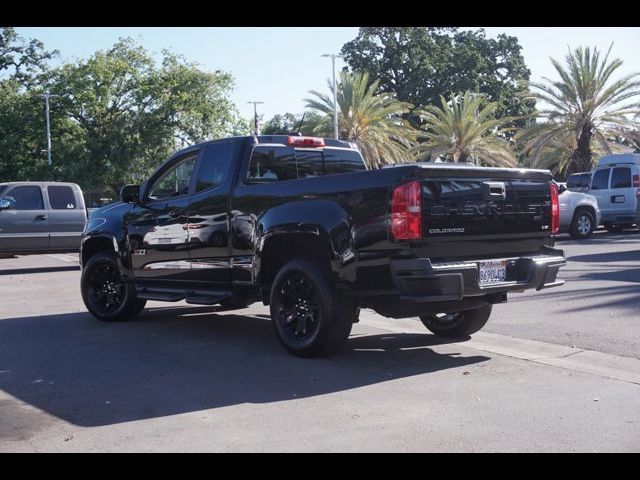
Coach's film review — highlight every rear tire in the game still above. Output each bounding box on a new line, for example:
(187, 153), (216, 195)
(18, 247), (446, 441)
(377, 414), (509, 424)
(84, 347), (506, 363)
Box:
(569, 209), (595, 239)
(270, 259), (357, 357)
(419, 304), (492, 338)
(81, 251), (146, 322)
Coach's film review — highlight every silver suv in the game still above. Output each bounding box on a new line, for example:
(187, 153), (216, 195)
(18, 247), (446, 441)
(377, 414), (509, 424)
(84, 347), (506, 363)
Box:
(558, 183), (601, 239)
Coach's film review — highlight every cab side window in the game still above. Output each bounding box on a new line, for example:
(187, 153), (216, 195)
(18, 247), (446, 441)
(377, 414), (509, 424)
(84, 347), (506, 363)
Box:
(48, 186), (77, 209)
(3, 185), (44, 210)
(590, 169), (610, 190)
(611, 167), (631, 189)
(196, 143), (234, 192)
(148, 153), (198, 200)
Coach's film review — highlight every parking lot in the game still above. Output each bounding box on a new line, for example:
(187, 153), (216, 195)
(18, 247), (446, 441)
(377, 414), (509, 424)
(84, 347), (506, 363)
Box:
(1, 229), (639, 452)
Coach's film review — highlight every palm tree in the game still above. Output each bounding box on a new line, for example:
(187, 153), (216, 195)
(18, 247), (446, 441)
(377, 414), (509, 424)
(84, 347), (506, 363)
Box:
(304, 71), (416, 168)
(411, 91), (518, 167)
(518, 45), (640, 175)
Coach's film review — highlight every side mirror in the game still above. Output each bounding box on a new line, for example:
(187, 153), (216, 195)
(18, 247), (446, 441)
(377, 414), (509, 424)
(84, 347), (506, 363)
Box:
(120, 185), (140, 204)
(0, 199), (11, 210)
(558, 184), (567, 194)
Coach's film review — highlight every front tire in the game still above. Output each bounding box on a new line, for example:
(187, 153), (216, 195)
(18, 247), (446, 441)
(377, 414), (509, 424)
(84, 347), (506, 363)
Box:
(569, 209), (595, 239)
(81, 251), (146, 322)
(270, 259), (357, 357)
(419, 304), (492, 338)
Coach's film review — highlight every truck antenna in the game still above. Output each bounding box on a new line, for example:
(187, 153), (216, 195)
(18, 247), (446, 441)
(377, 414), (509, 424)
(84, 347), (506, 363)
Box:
(295, 112), (306, 136)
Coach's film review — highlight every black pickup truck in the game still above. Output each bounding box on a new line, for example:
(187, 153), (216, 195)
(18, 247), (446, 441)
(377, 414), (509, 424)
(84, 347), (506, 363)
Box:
(80, 135), (565, 357)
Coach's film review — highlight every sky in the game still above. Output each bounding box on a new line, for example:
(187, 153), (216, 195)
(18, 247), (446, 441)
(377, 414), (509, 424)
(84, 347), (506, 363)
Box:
(15, 27), (640, 121)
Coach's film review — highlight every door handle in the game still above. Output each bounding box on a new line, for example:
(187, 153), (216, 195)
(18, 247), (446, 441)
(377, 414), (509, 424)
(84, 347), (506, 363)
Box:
(36, 214), (48, 220)
(482, 182), (506, 201)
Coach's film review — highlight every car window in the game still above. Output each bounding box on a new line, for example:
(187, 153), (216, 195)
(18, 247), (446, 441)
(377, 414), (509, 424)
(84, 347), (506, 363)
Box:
(196, 143), (234, 192)
(590, 169), (610, 190)
(295, 150), (324, 178)
(148, 154), (198, 200)
(47, 185), (77, 209)
(611, 167), (631, 189)
(247, 146), (297, 182)
(567, 173), (589, 190)
(323, 149), (366, 174)
(3, 185), (44, 210)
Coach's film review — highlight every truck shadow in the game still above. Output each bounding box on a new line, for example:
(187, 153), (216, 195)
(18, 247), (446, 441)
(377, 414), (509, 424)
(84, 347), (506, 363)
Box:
(0, 306), (488, 428)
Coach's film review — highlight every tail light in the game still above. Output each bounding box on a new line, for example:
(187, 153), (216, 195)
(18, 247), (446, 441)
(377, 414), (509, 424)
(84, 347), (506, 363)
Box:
(287, 136), (325, 148)
(550, 182), (560, 234)
(633, 174), (640, 188)
(390, 180), (422, 240)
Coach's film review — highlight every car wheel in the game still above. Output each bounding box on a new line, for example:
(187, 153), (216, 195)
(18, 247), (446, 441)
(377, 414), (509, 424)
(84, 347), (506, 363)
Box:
(81, 251), (146, 322)
(569, 210), (595, 239)
(270, 259), (357, 357)
(419, 304), (492, 338)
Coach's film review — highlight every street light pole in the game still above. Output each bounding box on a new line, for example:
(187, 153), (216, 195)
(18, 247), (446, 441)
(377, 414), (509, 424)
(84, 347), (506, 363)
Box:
(247, 101), (264, 136)
(38, 93), (59, 167)
(322, 53), (344, 140)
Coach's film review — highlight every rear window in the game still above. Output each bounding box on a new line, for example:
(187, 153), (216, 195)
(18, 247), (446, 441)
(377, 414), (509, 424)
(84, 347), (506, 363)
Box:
(323, 149), (366, 174)
(567, 173), (591, 190)
(295, 150), (324, 178)
(247, 146), (297, 182)
(590, 169), (610, 190)
(47, 185), (77, 209)
(247, 145), (365, 183)
(611, 167), (632, 189)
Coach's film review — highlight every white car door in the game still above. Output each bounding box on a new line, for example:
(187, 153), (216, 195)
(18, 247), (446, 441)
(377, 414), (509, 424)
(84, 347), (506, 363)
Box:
(589, 168), (612, 219)
(609, 166), (635, 218)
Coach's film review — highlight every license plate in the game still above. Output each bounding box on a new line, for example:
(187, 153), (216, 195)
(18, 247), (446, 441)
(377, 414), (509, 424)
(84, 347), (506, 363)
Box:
(478, 260), (507, 286)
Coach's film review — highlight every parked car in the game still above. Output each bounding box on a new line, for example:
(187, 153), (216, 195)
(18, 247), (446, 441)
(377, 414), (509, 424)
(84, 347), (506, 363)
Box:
(588, 154), (640, 232)
(556, 182), (600, 239)
(0, 182), (87, 255)
(566, 172), (592, 193)
(80, 135), (565, 357)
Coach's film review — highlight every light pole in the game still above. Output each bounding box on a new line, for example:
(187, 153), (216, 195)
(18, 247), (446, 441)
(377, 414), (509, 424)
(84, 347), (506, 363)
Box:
(247, 101), (264, 135)
(38, 93), (59, 167)
(321, 53), (344, 140)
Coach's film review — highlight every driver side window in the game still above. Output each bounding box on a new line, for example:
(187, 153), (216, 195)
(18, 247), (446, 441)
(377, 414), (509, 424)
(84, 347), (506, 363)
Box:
(148, 153), (198, 200)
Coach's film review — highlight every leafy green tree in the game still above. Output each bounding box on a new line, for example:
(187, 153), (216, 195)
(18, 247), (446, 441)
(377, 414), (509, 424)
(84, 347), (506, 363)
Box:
(340, 27), (535, 135)
(518, 45), (640, 175)
(412, 91), (518, 167)
(305, 71), (415, 168)
(40, 39), (246, 194)
(0, 27), (57, 86)
(262, 111), (320, 135)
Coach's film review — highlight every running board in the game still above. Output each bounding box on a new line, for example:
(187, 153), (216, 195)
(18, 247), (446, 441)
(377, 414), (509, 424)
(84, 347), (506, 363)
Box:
(136, 286), (231, 305)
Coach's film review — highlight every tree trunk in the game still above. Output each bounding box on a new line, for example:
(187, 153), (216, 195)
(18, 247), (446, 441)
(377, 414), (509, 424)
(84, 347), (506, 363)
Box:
(568, 124), (593, 175)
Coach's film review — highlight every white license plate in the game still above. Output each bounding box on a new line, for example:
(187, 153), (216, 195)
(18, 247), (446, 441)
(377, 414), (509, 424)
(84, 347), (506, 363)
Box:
(478, 260), (507, 285)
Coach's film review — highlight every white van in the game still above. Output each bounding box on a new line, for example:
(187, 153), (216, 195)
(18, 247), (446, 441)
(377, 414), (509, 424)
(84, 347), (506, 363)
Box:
(589, 154), (640, 232)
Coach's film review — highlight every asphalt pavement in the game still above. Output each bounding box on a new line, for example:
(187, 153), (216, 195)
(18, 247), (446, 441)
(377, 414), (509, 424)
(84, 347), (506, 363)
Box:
(0, 229), (639, 452)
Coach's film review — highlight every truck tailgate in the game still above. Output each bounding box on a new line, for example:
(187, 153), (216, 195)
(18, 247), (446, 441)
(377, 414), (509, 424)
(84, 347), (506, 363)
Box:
(417, 165), (553, 259)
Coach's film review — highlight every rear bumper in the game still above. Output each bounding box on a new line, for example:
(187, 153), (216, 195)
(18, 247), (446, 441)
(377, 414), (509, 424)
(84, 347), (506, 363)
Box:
(389, 246), (566, 303)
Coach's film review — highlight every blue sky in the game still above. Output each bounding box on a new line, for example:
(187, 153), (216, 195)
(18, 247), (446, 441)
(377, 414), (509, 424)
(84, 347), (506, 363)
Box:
(15, 27), (640, 120)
